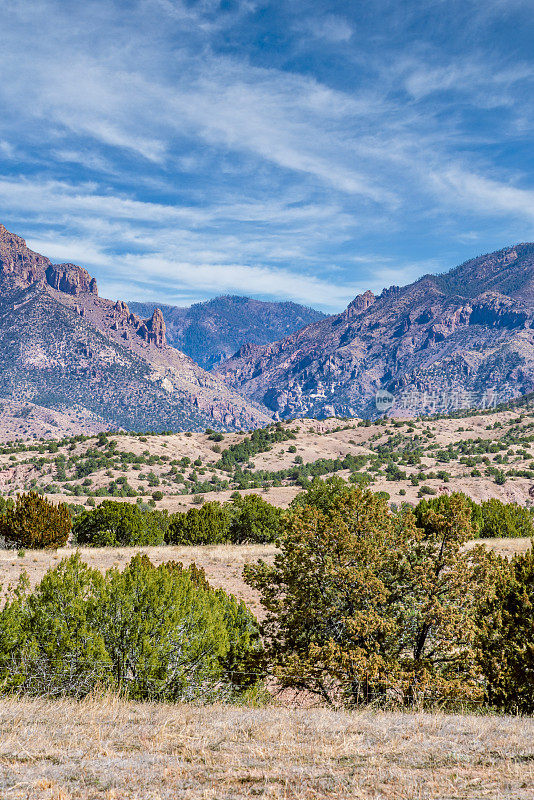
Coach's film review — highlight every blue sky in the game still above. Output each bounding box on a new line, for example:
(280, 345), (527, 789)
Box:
(0, 0), (533, 312)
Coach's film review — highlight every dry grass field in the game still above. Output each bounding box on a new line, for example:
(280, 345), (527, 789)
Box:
(0, 694), (533, 799)
(1, 537), (530, 613)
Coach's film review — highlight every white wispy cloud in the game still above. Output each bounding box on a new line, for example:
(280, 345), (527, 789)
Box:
(432, 168), (534, 224)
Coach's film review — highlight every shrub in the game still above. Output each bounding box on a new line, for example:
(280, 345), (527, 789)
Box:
(0, 553), (261, 701)
(229, 494), (282, 543)
(167, 502), (232, 545)
(0, 492), (71, 549)
(290, 476), (351, 513)
(476, 549), (534, 713)
(72, 501), (168, 546)
(479, 498), (534, 539)
(414, 493), (482, 536)
(245, 487), (488, 707)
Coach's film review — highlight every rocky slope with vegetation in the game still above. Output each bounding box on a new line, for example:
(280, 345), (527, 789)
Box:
(2, 399), (534, 512)
(0, 224), (270, 433)
(216, 244), (534, 418)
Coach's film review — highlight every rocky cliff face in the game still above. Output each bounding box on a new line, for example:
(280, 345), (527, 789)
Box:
(0, 224), (270, 432)
(45, 264), (98, 296)
(0, 224), (98, 296)
(0, 224), (50, 286)
(215, 244), (534, 418)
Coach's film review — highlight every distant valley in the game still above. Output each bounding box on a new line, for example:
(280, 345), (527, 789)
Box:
(129, 297), (325, 370)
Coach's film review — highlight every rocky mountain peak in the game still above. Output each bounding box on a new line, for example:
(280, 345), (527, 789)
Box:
(0, 224), (271, 432)
(344, 290), (375, 318)
(0, 223), (98, 296)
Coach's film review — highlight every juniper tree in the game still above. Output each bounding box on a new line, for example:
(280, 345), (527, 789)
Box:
(245, 487), (490, 707)
(0, 554), (261, 701)
(0, 491), (71, 549)
(476, 548), (534, 713)
(73, 500), (167, 546)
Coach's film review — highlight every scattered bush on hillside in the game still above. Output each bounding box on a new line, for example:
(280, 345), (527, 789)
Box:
(216, 424), (296, 470)
(0, 553), (261, 701)
(72, 501), (168, 546)
(0, 492), (71, 549)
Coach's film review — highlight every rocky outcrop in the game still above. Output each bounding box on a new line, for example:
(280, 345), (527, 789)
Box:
(45, 264), (98, 295)
(468, 293), (530, 329)
(145, 309), (166, 347)
(233, 342), (263, 359)
(110, 301), (166, 348)
(114, 300), (130, 316)
(343, 290), (375, 319)
(0, 223), (98, 296)
(0, 224), (49, 286)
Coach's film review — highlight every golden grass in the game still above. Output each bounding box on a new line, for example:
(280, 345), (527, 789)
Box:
(467, 537), (533, 558)
(2, 538), (531, 616)
(0, 694), (533, 799)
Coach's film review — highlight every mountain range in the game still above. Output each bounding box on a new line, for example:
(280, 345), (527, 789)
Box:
(0, 224), (271, 433)
(128, 297), (324, 370)
(215, 244), (534, 418)
(2, 221), (534, 434)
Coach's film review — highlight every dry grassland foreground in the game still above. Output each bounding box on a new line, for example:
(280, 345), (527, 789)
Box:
(0, 695), (533, 800)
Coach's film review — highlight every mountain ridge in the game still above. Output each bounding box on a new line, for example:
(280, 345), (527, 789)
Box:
(214, 243), (534, 419)
(0, 224), (271, 432)
(128, 295), (325, 370)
